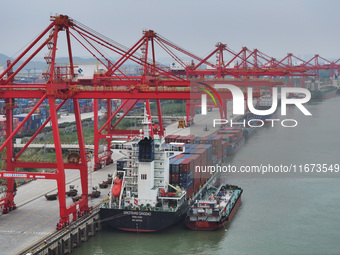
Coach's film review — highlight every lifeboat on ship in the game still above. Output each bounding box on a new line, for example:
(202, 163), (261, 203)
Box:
(112, 179), (122, 198)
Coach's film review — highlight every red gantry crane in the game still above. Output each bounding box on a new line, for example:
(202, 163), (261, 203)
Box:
(1, 14), (337, 228)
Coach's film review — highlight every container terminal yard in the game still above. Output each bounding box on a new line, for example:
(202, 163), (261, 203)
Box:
(0, 14), (340, 254)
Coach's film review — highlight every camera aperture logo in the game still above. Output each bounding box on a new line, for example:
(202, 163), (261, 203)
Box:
(195, 83), (312, 128)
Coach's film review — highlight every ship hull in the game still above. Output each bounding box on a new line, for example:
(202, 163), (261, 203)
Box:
(100, 200), (189, 232)
(311, 87), (337, 100)
(226, 137), (245, 155)
(185, 191), (242, 231)
(246, 110), (278, 122)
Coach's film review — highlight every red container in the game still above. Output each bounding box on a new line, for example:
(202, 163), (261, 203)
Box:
(191, 154), (201, 170)
(194, 183), (201, 193)
(217, 150), (222, 160)
(170, 173), (179, 183)
(212, 134), (223, 147)
(165, 135), (180, 143)
(176, 136), (185, 143)
(174, 153), (185, 160)
(186, 185), (194, 198)
(222, 141), (228, 150)
(179, 158), (191, 173)
(185, 134), (196, 144)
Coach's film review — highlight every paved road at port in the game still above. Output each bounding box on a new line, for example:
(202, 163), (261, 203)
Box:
(165, 101), (234, 137)
(0, 156), (121, 255)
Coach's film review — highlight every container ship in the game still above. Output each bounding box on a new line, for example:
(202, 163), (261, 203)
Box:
(310, 85), (337, 99)
(100, 117), (244, 232)
(306, 80), (337, 100)
(99, 134), (192, 232)
(185, 184), (242, 230)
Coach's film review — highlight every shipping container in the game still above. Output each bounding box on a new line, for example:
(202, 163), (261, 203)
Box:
(165, 135), (180, 143)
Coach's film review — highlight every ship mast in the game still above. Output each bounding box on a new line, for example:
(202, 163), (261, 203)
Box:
(141, 102), (151, 139)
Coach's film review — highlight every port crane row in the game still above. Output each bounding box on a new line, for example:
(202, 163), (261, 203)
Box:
(0, 14), (338, 228)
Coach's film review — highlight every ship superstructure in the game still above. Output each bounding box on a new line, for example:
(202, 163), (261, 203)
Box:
(100, 111), (189, 231)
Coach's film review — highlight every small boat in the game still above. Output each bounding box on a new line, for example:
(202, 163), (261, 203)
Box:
(185, 184), (242, 230)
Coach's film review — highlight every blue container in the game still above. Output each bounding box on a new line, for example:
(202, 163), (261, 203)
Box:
(180, 179), (193, 189)
(169, 158), (178, 173)
(170, 158), (184, 174)
(194, 137), (202, 144)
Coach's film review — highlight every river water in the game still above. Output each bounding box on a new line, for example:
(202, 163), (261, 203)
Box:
(73, 95), (340, 255)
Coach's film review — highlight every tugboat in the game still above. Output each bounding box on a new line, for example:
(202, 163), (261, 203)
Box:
(185, 184), (242, 231)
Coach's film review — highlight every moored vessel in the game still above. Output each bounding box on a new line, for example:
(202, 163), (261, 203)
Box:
(185, 184), (242, 231)
(307, 80), (337, 100)
(100, 112), (219, 232)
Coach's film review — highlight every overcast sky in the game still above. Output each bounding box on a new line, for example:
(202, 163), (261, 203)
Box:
(1, 0), (340, 62)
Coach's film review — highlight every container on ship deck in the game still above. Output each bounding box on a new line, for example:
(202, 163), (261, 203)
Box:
(165, 135), (180, 143)
(185, 143), (199, 150)
(180, 176), (193, 185)
(217, 150), (223, 161)
(191, 154), (201, 167)
(199, 159), (212, 182)
(169, 158), (177, 173)
(222, 141), (228, 160)
(195, 149), (207, 166)
(212, 134), (223, 146)
(179, 158), (191, 173)
(222, 140), (228, 149)
(197, 144), (212, 157)
(221, 133), (239, 143)
(202, 144), (212, 155)
(193, 182), (201, 193)
(175, 136), (186, 143)
(170, 173), (179, 183)
(200, 136), (209, 144)
(180, 180), (193, 189)
(182, 155), (199, 172)
(218, 128), (242, 135)
(178, 135), (196, 144)
(170, 158), (185, 174)
(231, 133), (243, 143)
(213, 143), (222, 155)
(194, 137), (202, 144)
(186, 134), (197, 144)
(202, 136), (213, 144)
(184, 148), (198, 155)
(173, 153), (185, 160)
(180, 171), (193, 181)
(186, 185), (194, 198)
